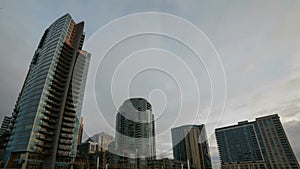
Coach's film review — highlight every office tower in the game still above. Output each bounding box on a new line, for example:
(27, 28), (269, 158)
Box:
(115, 98), (156, 159)
(215, 114), (300, 169)
(4, 14), (90, 169)
(91, 132), (114, 151)
(78, 116), (83, 144)
(215, 120), (266, 169)
(171, 125), (212, 169)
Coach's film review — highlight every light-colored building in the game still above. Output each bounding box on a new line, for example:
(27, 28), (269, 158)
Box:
(78, 117), (84, 144)
(91, 132), (114, 151)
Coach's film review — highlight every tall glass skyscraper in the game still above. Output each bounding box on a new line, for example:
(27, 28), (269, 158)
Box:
(215, 114), (300, 169)
(4, 14), (90, 169)
(171, 124), (212, 169)
(115, 98), (156, 159)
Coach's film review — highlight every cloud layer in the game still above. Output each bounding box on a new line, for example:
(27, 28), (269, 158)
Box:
(0, 0), (300, 167)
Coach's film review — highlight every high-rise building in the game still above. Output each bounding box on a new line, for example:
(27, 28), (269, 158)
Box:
(171, 124), (212, 169)
(215, 120), (266, 169)
(115, 98), (156, 160)
(4, 14), (90, 169)
(215, 114), (300, 169)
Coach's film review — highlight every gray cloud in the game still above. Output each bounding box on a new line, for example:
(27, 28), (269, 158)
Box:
(1, 0), (300, 168)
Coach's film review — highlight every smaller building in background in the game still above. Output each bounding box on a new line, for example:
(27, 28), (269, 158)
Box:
(147, 158), (195, 169)
(75, 138), (100, 169)
(77, 117), (84, 145)
(171, 124), (212, 169)
(91, 132), (114, 151)
(77, 138), (98, 155)
(215, 114), (300, 169)
(0, 116), (12, 137)
(0, 116), (13, 165)
(0, 116), (12, 150)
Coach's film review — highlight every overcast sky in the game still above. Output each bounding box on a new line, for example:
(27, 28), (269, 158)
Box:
(1, 0), (300, 167)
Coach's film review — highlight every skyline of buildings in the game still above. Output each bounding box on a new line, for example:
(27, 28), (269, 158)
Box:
(216, 114), (300, 169)
(0, 12), (299, 169)
(2, 14), (91, 169)
(1, 1), (300, 168)
(172, 124), (212, 169)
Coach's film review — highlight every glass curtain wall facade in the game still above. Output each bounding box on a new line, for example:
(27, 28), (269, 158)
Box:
(115, 98), (156, 160)
(215, 114), (300, 169)
(215, 121), (266, 169)
(171, 125), (212, 169)
(4, 13), (90, 169)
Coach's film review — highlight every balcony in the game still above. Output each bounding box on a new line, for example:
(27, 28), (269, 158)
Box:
(65, 106), (76, 113)
(59, 139), (73, 145)
(50, 82), (64, 92)
(53, 72), (67, 83)
(40, 122), (55, 130)
(41, 116), (56, 124)
(51, 79), (64, 89)
(60, 128), (74, 134)
(64, 111), (76, 118)
(60, 133), (73, 140)
(36, 134), (53, 142)
(34, 147), (51, 154)
(62, 122), (74, 128)
(67, 94), (79, 100)
(35, 142), (52, 149)
(42, 110), (58, 118)
(65, 103), (76, 108)
(46, 99), (59, 107)
(58, 145), (72, 151)
(44, 104), (58, 112)
(39, 129), (54, 136)
(54, 68), (67, 78)
(47, 92), (60, 101)
(56, 64), (68, 74)
(57, 150), (71, 157)
(63, 116), (75, 123)
(52, 75), (66, 84)
(60, 51), (72, 61)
